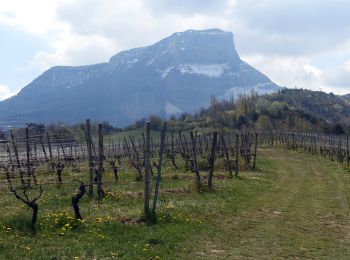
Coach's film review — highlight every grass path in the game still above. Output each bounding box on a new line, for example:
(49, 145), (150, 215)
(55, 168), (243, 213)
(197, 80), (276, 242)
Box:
(1, 148), (350, 259)
(186, 149), (350, 259)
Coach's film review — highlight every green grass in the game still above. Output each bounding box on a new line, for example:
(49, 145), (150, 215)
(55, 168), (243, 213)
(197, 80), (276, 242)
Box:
(103, 129), (161, 144)
(1, 149), (350, 259)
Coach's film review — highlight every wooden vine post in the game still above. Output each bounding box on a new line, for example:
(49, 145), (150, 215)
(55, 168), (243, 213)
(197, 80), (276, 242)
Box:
(152, 122), (167, 222)
(46, 132), (54, 170)
(40, 134), (48, 161)
(208, 131), (217, 189)
(26, 128), (31, 185)
(190, 131), (201, 190)
(97, 123), (104, 200)
(10, 130), (24, 186)
(144, 121), (151, 222)
(347, 135), (349, 168)
(221, 133), (233, 178)
(86, 119), (94, 198)
(10, 130), (20, 170)
(235, 133), (239, 177)
(253, 133), (258, 170)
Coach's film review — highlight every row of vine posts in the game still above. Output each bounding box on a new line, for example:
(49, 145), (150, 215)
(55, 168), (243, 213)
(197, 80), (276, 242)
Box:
(1, 119), (260, 230)
(259, 132), (350, 167)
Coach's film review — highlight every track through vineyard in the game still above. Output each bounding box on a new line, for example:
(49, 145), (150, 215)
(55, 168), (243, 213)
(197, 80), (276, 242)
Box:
(1, 147), (350, 259)
(184, 148), (350, 259)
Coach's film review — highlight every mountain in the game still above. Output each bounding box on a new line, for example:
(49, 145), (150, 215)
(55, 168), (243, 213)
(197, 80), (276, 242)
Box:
(343, 94), (350, 101)
(0, 29), (280, 127)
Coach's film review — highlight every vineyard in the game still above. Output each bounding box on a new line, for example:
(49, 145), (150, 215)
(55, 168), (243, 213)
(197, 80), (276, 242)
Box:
(1, 120), (350, 258)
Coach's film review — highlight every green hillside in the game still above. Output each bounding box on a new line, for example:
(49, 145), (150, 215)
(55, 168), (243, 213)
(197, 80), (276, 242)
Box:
(142, 88), (350, 135)
(343, 94), (350, 101)
(266, 89), (350, 125)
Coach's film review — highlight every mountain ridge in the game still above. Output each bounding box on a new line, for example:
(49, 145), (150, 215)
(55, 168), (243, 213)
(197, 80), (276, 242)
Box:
(0, 29), (280, 127)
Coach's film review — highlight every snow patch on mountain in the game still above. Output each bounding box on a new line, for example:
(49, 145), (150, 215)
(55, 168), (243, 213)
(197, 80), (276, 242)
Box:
(165, 102), (182, 115)
(178, 64), (228, 78)
(161, 67), (174, 79)
(159, 64), (228, 79)
(239, 62), (256, 73)
(222, 82), (279, 99)
(252, 82), (277, 92)
(127, 58), (139, 66)
(175, 29), (230, 37)
(198, 30), (229, 36)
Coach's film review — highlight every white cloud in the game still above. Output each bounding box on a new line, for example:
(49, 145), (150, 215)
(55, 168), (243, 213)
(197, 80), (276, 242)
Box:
(242, 54), (350, 95)
(26, 34), (119, 70)
(234, 0), (350, 53)
(15, 0), (238, 71)
(242, 55), (322, 87)
(0, 0), (65, 36)
(0, 0), (349, 95)
(325, 60), (350, 89)
(0, 83), (17, 101)
(145, 0), (232, 15)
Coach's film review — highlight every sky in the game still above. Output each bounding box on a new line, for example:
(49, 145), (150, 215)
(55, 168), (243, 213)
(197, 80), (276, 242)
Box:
(0, 0), (350, 101)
